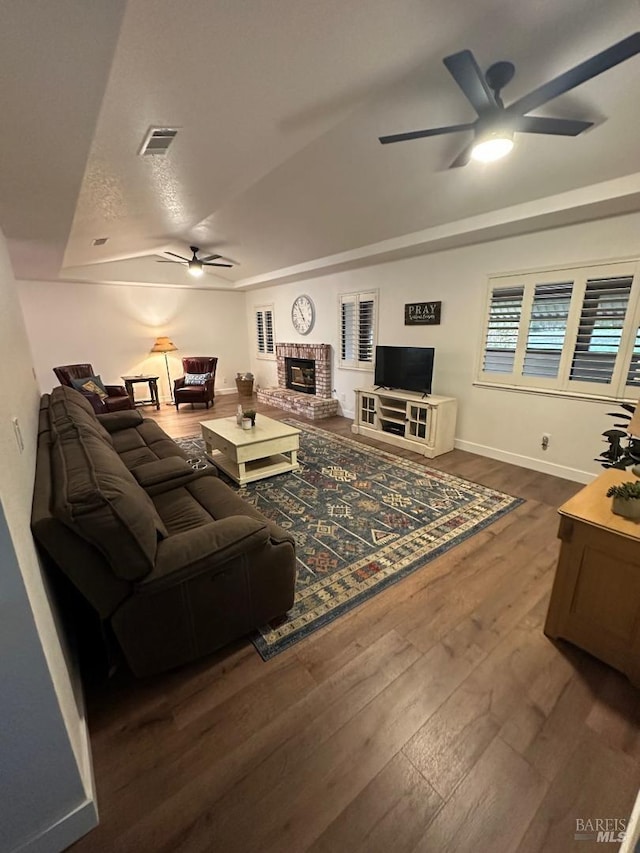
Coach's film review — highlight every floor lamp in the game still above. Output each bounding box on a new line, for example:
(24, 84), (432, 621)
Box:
(150, 336), (178, 404)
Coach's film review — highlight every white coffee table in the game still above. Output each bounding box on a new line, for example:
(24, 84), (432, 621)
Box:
(200, 415), (301, 485)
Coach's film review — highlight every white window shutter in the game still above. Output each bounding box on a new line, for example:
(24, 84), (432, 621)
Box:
(481, 285), (524, 375)
(255, 306), (275, 357)
(478, 261), (640, 399)
(264, 309), (274, 354)
(340, 292), (376, 369)
(568, 274), (633, 387)
(358, 294), (376, 365)
(256, 310), (265, 354)
(522, 282), (572, 379)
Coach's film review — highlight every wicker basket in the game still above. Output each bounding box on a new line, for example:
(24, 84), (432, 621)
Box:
(235, 378), (254, 397)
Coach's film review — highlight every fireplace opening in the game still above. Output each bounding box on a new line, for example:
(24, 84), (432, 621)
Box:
(285, 357), (316, 395)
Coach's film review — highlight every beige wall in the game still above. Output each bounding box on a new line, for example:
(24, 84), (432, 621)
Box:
(0, 230), (96, 851)
(246, 211), (640, 483)
(18, 281), (249, 401)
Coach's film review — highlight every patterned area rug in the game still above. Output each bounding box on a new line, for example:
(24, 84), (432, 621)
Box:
(175, 421), (523, 659)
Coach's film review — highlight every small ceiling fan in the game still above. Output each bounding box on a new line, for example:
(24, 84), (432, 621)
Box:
(379, 32), (640, 168)
(157, 246), (233, 277)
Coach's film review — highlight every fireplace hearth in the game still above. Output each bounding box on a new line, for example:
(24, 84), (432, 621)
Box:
(256, 342), (339, 420)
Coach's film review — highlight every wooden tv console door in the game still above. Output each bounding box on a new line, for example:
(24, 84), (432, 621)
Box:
(544, 469), (640, 686)
(352, 387), (457, 458)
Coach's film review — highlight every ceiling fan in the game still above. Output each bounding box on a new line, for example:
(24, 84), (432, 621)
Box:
(157, 246), (233, 277)
(379, 32), (640, 168)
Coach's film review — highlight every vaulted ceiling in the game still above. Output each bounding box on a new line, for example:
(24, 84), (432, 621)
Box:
(1, 0), (639, 289)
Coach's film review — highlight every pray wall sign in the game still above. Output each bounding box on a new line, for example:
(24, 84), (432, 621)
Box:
(404, 301), (442, 325)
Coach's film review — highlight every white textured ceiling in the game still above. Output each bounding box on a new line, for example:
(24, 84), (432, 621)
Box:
(2, 0), (640, 288)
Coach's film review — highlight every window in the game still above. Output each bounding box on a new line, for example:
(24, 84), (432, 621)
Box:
(255, 305), (275, 358)
(339, 291), (377, 369)
(477, 261), (640, 400)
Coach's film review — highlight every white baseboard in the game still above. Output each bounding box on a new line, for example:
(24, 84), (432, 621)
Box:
(159, 386), (237, 404)
(620, 788), (640, 853)
(454, 439), (595, 484)
(15, 798), (98, 853)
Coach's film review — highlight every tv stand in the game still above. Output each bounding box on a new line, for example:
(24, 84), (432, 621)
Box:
(374, 385), (429, 398)
(352, 387), (456, 458)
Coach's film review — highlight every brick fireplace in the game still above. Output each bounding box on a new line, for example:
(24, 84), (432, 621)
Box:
(256, 342), (339, 420)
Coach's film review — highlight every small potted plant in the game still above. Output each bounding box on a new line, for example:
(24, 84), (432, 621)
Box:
(242, 408), (257, 427)
(606, 480), (640, 521)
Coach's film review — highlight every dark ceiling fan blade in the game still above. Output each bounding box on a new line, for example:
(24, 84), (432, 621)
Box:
(443, 50), (499, 116)
(156, 259), (184, 263)
(199, 254), (223, 262)
(203, 262), (233, 268)
(506, 32), (640, 117)
(164, 251), (189, 261)
(513, 115), (593, 136)
(449, 141), (475, 169)
(379, 123), (474, 144)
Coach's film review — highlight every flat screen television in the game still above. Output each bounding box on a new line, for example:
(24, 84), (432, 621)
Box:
(374, 345), (435, 395)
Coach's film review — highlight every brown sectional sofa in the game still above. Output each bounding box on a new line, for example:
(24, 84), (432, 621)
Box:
(32, 386), (296, 676)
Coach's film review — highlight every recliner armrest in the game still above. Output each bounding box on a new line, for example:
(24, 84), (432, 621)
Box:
(97, 409), (144, 432)
(140, 516), (270, 589)
(105, 384), (129, 397)
(134, 459), (218, 494)
(132, 457), (194, 487)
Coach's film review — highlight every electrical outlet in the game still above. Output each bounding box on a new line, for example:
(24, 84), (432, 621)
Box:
(541, 433), (551, 450)
(340, 393), (346, 403)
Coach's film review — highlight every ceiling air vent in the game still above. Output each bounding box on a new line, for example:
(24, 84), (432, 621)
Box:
(92, 237), (109, 246)
(139, 127), (179, 157)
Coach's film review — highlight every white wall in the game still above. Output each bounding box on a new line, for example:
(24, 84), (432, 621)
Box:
(18, 281), (249, 401)
(246, 211), (640, 483)
(0, 230), (96, 852)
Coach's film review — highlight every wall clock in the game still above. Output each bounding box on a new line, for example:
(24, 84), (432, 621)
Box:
(291, 294), (315, 335)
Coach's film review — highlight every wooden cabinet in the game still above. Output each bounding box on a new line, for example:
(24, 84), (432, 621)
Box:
(544, 469), (640, 686)
(351, 387), (457, 458)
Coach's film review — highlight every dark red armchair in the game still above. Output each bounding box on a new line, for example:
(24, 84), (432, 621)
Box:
(174, 357), (217, 411)
(53, 364), (134, 414)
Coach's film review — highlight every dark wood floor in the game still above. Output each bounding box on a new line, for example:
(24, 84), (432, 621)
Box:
(71, 393), (640, 853)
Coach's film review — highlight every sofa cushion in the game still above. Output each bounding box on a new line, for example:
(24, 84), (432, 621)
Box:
(117, 446), (163, 469)
(108, 419), (188, 468)
(152, 476), (294, 548)
(97, 409), (144, 432)
(136, 421), (189, 459)
(153, 486), (214, 534)
(182, 476), (272, 525)
(49, 386), (113, 446)
(50, 424), (168, 581)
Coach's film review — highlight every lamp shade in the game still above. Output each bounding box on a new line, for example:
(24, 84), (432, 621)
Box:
(150, 336), (178, 354)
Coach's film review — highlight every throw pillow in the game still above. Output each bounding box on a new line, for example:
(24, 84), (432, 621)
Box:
(71, 375), (108, 400)
(183, 372), (212, 386)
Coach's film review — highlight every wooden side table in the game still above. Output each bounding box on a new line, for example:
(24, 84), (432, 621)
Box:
(544, 469), (640, 686)
(122, 375), (160, 410)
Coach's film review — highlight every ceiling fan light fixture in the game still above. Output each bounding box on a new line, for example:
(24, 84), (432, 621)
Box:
(188, 259), (204, 277)
(470, 130), (514, 163)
